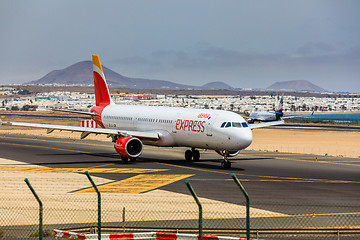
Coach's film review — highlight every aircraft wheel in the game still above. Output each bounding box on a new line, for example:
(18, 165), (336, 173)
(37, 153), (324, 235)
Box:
(192, 150), (200, 161)
(121, 156), (130, 163)
(130, 157), (137, 162)
(185, 150), (193, 161)
(226, 161), (231, 169)
(221, 160), (231, 169)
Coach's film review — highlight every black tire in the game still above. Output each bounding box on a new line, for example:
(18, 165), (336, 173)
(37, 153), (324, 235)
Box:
(185, 150), (193, 161)
(225, 161), (231, 169)
(121, 156), (130, 163)
(221, 161), (231, 169)
(221, 161), (226, 168)
(193, 150), (200, 161)
(130, 157), (137, 162)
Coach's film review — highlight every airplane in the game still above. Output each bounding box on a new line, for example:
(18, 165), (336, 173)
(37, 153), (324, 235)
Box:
(247, 96), (284, 123)
(1, 55), (284, 169)
(247, 96), (314, 123)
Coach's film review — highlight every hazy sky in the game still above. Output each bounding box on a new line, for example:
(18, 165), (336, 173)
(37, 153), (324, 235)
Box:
(0, 0), (359, 92)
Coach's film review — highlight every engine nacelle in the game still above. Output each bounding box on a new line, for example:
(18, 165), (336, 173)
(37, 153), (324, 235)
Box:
(215, 150), (240, 157)
(114, 137), (143, 158)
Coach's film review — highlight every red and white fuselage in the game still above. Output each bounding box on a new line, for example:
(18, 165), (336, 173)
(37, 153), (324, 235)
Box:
(97, 104), (253, 151)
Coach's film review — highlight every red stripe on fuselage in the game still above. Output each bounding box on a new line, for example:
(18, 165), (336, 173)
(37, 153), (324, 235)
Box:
(90, 105), (106, 128)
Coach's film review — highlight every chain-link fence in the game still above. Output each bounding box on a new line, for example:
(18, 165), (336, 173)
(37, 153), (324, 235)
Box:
(0, 170), (359, 240)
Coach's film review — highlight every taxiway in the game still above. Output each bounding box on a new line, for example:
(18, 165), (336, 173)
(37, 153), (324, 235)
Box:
(1, 133), (359, 215)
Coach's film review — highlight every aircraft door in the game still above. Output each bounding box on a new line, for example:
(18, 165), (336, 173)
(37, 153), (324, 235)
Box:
(132, 112), (139, 130)
(172, 112), (181, 133)
(206, 114), (217, 136)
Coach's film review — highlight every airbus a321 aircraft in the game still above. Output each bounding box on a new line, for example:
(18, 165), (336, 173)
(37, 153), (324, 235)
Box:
(1, 55), (283, 169)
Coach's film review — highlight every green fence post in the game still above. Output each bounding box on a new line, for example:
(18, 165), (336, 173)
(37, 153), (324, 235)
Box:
(231, 173), (250, 240)
(85, 171), (101, 240)
(24, 178), (43, 240)
(185, 180), (203, 240)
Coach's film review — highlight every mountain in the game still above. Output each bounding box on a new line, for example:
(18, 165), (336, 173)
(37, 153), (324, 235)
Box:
(27, 61), (198, 89)
(202, 81), (233, 90)
(267, 80), (327, 92)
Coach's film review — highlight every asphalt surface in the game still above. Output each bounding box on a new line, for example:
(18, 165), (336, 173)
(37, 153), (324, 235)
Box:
(1, 133), (359, 216)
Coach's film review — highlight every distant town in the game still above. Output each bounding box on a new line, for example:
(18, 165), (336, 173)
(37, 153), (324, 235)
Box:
(1, 86), (359, 114)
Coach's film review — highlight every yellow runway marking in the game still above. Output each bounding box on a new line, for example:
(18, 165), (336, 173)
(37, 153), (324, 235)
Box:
(0, 166), (167, 174)
(276, 156), (360, 167)
(0, 141), (97, 155)
(77, 174), (193, 193)
(189, 178), (360, 184)
(246, 152), (360, 167)
(250, 211), (360, 219)
(2, 135), (113, 148)
(90, 163), (116, 168)
(157, 163), (360, 184)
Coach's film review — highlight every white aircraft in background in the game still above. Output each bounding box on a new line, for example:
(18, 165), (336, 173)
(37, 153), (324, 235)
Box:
(248, 96), (314, 123)
(247, 96), (285, 123)
(1, 55), (284, 169)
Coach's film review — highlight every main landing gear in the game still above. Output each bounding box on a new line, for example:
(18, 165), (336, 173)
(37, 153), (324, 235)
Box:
(185, 148), (200, 162)
(121, 156), (137, 163)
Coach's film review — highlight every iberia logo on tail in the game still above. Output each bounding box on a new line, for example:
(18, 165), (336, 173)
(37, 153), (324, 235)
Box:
(90, 55), (114, 128)
(92, 55), (114, 107)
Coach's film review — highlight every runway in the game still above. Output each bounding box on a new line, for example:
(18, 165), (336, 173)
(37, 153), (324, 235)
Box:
(1, 133), (359, 215)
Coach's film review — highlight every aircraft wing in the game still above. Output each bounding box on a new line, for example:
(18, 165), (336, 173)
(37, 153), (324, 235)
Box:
(282, 111), (315, 119)
(2, 121), (159, 140)
(248, 119), (284, 129)
(52, 108), (96, 116)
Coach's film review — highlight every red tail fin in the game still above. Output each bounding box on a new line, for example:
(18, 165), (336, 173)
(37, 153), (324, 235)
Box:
(92, 55), (114, 106)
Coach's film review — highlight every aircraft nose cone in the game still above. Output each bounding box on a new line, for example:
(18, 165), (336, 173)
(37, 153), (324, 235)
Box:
(236, 128), (253, 149)
(243, 128), (253, 148)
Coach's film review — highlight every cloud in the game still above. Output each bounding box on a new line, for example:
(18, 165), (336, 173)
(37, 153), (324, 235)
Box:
(111, 56), (154, 66)
(111, 43), (359, 92)
(296, 42), (336, 55)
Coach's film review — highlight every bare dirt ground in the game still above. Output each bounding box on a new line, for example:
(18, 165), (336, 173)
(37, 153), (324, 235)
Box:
(250, 128), (360, 158)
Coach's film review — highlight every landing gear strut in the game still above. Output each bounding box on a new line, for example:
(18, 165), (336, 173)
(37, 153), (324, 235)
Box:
(220, 151), (231, 169)
(121, 156), (137, 163)
(185, 148), (200, 162)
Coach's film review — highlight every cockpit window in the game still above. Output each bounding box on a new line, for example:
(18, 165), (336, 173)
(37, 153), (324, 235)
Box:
(241, 122), (248, 128)
(222, 122), (249, 128)
(232, 122), (242, 128)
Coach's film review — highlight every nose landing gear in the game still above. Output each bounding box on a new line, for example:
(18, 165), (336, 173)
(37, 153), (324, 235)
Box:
(220, 150), (231, 169)
(185, 148), (200, 161)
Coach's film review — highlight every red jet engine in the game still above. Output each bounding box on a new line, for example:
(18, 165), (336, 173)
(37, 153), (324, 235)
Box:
(114, 137), (143, 158)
